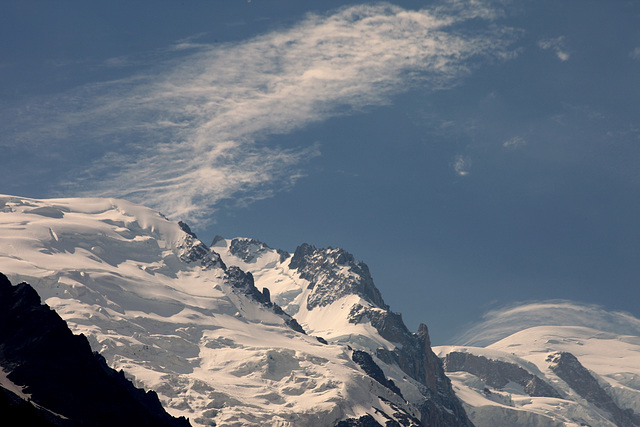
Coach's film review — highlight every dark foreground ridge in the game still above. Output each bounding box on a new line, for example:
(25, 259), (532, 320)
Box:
(0, 272), (191, 427)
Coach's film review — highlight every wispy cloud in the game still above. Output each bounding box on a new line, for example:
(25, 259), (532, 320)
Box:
(4, 2), (517, 224)
(630, 47), (640, 60)
(453, 154), (472, 176)
(503, 135), (527, 149)
(538, 36), (569, 61)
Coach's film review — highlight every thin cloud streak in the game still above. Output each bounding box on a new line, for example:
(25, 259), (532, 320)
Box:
(503, 136), (527, 149)
(7, 2), (518, 224)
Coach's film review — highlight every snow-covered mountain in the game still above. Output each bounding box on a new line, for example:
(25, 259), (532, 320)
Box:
(435, 303), (640, 427)
(4, 194), (638, 426)
(0, 195), (468, 426)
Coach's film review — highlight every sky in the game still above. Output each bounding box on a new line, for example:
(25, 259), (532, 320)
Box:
(1, 0), (639, 344)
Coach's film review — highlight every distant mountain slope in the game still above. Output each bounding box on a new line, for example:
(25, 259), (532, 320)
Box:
(0, 273), (190, 427)
(435, 303), (640, 427)
(0, 195), (471, 426)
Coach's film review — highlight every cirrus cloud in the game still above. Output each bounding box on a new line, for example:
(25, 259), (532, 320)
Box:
(4, 2), (518, 224)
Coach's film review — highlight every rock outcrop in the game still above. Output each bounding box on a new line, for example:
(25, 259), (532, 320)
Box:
(443, 352), (561, 398)
(548, 352), (640, 427)
(290, 244), (474, 427)
(224, 266), (306, 334)
(289, 243), (387, 310)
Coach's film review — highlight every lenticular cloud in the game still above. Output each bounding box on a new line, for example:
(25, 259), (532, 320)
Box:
(453, 301), (640, 347)
(24, 3), (517, 224)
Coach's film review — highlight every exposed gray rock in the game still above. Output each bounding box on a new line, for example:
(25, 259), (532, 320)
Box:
(176, 222), (226, 270)
(335, 414), (381, 427)
(227, 237), (290, 264)
(548, 352), (640, 427)
(289, 244), (387, 310)
(289, 243), (473, 426)
(223, 267), (305, 335)
(443, 352), (561, 398)
(351, 350), (403, 398)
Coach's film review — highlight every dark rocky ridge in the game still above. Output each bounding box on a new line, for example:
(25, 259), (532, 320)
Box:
(443, 352), (561, 398)
(0, 384), (66, 426)
(348, 304), (473, 426)
(289, 243), (388, 311)
(335, 414), (383, 427)
(177, 222), (226, 270)
(335, 399), (422, 427)
(0, 273), (190, 427)
(351, 350), (404, 398)
(181, 225), (304, 335)
(290, 244), (474, 427)
(548, 352), (640, 427)
(224, 266), (306, 334)
(226, 237), (290, 264)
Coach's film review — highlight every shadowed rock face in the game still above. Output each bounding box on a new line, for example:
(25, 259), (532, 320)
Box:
(349, 304), (473, 426)
(335, 414), (383, 427)
(548, 352), (640, 427)
(226, 237), (289, 264)
(224, 266), (306, 334)
(290, 244), (474, 427)
(443, 352), (562, 398)
(0, 273), (191, 427)
(351, 350), (403, 398)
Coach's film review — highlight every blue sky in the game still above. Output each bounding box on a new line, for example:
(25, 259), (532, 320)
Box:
(2, 0), (639, 343)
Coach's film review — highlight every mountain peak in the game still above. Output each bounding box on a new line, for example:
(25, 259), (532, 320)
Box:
(289, 243), (388, 311)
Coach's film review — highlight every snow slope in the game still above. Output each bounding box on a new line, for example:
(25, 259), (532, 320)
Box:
(435, 303), (640, 427)
(0, 195), (424, 426)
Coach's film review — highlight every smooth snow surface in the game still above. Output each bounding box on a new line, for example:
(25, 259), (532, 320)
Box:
(0, 195), (418, 426)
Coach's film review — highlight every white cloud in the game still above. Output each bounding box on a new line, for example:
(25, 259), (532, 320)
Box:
(630, 47), (640, 60)
(6, 3), (517, 224)
(503, 135), (527, 149)
(538, 36), (570, 61)
(453, 154), (472, 176)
